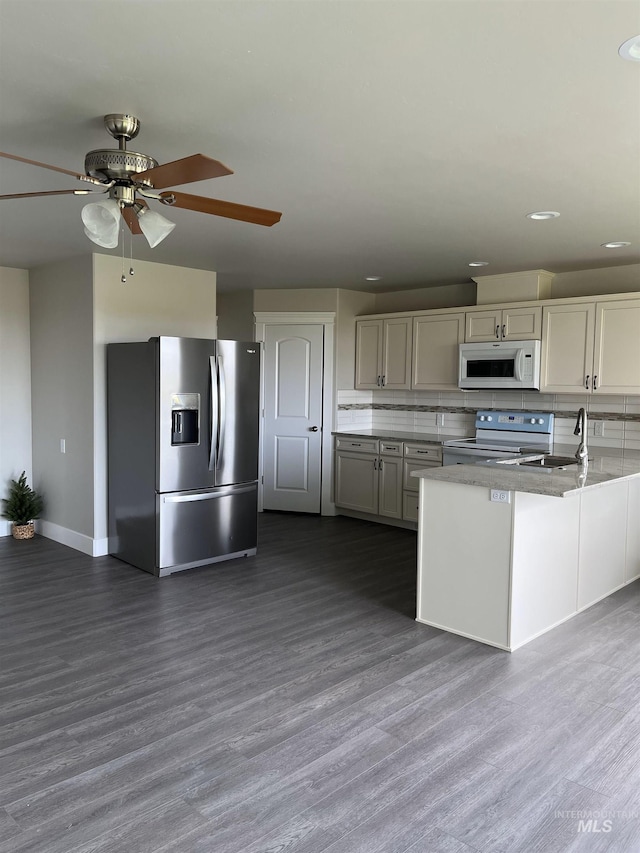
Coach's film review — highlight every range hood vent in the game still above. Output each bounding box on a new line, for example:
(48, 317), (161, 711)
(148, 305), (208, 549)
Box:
(472, 269), (555, 305)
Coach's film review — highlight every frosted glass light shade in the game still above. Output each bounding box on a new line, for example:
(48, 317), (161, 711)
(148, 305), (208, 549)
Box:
(81, 199), (120, 248)
(138, 208), (176, 248)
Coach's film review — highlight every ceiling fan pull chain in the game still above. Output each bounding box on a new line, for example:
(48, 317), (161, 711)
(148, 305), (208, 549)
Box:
(129, 219), (134, 277)
(121, 215), (127, 283)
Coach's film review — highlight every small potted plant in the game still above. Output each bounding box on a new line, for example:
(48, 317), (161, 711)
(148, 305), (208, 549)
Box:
(2, 471), (44, 540)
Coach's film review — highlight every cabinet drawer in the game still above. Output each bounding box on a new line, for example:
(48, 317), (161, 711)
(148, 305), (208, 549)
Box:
(335, 437), (379, 454)
(380, 440), (403, 456)
(403, 491), (419, 522)
(404, 443), (442, 462)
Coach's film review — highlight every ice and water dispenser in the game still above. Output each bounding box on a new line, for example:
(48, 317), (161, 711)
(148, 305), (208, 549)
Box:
(170, 394), (200, 445)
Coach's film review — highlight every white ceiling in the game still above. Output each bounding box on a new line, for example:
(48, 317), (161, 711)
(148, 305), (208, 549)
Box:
(0, 0), (638, 293)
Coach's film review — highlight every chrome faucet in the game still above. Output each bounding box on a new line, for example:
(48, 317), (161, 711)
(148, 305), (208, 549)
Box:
(574, 407), (588, 462)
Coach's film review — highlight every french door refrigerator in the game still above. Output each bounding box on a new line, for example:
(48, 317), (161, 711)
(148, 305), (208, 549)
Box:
(107, 336), (260, 577)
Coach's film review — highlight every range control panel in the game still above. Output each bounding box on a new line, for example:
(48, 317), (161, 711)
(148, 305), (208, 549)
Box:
(475, 410), (554, 435)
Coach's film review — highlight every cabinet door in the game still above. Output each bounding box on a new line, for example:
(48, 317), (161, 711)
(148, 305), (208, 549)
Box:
(465, 309), (502, 342)
(412, 313), (465, 390)
(382, 317), (412, 389)
(378, 455), (403, 519)
(334, 451), (378, 513)
(502, 306), (542, 341)
(355, 320), (383, 389)
(593, 299), (640, 394)
(540, 304), (595, 393)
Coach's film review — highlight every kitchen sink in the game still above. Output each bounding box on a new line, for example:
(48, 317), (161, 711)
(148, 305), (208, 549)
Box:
(517, 455), (580, 470)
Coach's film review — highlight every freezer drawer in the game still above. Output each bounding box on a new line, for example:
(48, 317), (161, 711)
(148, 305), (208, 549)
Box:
(158, 482), (257, 573)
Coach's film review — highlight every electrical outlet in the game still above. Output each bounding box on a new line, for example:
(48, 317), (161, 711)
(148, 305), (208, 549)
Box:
(593, 421), (604, 437)
(436, 413), (445, 427)
(490, 489), (511, 503)
(60, 439), (66, 454)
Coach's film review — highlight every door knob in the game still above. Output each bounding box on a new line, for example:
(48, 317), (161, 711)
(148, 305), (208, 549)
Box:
(309, 426), (319, 432)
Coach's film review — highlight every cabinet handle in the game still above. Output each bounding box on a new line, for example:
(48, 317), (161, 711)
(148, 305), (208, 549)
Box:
(377, 375), (382, 387)
(593, 375), (598, 390)
(373, 458), (378, 470)
(585, 375), (590, 389)
(501, 324), (506, 338)
(381, 375), (386, 386)
(495, 324), (500, 339)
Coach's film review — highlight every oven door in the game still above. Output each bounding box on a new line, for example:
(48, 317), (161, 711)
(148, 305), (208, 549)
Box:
(458, 341), (540, 390)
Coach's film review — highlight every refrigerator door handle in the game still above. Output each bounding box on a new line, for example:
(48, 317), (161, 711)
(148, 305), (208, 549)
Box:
(163, 484), (256, 503)
(218, 356), (227, 468)
(209, 356), (218, 471)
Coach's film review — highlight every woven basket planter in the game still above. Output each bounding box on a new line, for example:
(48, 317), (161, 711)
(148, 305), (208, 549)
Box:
(12, 522), (35, 540)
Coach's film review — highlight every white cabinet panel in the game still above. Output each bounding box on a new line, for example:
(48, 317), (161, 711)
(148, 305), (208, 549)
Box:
(593, 299), (640, 394)
(540, 303), (595, 393)
(412, 313), (465, 390)
(578, 483), (627, 610)
(465, 306), (541, 342)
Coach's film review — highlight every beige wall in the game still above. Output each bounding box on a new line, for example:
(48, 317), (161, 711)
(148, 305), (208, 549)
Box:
(373, 282), (476, 313)
(336, 290), (376, 390)
(30, 256), (95, 539)
(217, 289), (255, 340)
(551, 264), (640, 299)
(253, 288), (339, 313)
(93, 254), (217, 542)
(0, 267), (32, 537)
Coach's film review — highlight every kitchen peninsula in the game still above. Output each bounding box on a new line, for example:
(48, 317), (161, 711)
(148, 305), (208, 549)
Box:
(414, 453), (640, 651)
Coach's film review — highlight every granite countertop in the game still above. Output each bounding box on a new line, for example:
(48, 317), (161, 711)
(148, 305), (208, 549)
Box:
(333, 429), (457, 445)
(411, 450), (640, 498)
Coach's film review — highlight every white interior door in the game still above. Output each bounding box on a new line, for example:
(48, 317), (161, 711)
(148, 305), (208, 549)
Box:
(262, 324), (324, 512)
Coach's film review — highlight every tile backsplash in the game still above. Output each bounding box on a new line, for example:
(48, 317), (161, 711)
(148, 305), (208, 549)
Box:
(336, 389), (640, 452)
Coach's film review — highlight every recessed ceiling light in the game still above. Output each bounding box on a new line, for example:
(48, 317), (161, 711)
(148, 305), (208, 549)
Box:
(365, 276), (382, 281)
(468, 261), (489, 267)
(619, 35), (640, 62)
(601, 241), (631, 249)
(527, 211), (560, 220)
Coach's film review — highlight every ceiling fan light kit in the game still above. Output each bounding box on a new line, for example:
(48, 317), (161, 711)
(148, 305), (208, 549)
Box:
(0, 113), (282, 251)
(81, 198), (121, 248)
(136, 207), (176, 248)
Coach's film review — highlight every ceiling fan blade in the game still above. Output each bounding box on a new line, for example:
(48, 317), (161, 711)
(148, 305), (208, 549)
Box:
(160, 191), (282, 226)
(0, 189), (91, 200)
(136, 154), (234, 189)
(121, 201), (148, 234)
(0, 151), (105, 187)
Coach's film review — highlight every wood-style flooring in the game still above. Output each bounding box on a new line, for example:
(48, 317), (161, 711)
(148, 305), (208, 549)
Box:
(1, 512), (639, 853)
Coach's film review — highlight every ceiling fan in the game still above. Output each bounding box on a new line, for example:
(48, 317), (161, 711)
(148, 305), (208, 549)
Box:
(0, 113), (282, 248)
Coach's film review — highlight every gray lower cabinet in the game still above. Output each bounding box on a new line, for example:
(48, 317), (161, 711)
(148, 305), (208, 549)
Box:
(334, 437), (442, 525)
(334, 450), (403, 519)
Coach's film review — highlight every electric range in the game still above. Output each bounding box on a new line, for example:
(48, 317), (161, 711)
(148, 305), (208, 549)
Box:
(442, 410), (554, 466)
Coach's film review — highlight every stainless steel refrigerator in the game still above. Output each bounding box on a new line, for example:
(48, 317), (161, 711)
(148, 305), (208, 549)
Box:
(107, 336), (260, 577)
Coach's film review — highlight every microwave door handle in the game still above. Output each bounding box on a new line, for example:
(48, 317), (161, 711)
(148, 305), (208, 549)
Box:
(514, 349), (524, 382)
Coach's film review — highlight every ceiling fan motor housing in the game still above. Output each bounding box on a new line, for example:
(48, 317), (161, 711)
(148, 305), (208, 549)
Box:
(84, 149), (158, 185)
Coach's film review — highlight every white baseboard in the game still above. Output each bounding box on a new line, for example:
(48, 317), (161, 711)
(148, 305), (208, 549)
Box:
(36, 520), (109, 557)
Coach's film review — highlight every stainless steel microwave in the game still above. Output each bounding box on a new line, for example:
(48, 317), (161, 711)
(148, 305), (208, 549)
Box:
(458, 340), (541, 390)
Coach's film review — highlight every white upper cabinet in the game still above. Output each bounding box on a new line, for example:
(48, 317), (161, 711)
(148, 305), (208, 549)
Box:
(593, 299), (640, 394)
(355, 317), (412, 390)
(412, 313), (465, 391)
(465, 306), (542, 342)
(540, 298), (640, 394)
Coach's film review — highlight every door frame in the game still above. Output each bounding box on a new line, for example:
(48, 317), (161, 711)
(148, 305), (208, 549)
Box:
(254, 312), (336, 516)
